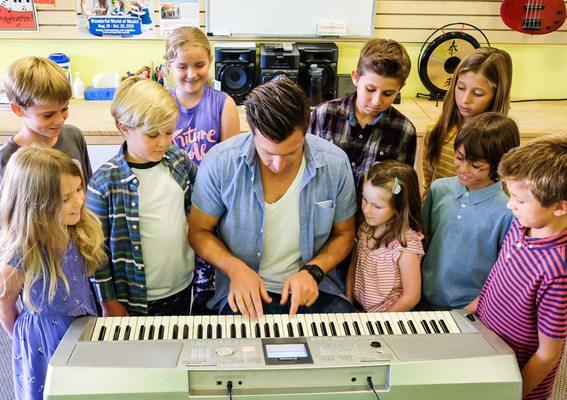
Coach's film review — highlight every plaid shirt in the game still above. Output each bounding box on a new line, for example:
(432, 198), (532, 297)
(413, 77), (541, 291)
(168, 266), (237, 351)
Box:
(87, 143), (198, 315)
(307, 92), (417, 189)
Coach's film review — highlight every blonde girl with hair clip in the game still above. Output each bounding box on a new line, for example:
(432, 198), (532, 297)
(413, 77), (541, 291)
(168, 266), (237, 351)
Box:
(346, 160), (425, 312)
(165, 26), (240, 312)
(0, 147), (106, 400)
(422, 47), (512, 195)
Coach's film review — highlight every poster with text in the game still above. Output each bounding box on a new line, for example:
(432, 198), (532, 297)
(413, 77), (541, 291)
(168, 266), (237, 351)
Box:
(0, 0), (39, 31)
(159, 0), (198, 37)
(76, 0), (155, 38)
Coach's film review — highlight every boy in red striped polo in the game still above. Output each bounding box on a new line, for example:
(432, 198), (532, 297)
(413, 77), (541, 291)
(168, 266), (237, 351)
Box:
(470, 133), (567, 400)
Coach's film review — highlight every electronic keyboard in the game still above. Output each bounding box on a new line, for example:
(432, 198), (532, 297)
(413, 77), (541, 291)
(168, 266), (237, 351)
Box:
(45, 310), (522, 399)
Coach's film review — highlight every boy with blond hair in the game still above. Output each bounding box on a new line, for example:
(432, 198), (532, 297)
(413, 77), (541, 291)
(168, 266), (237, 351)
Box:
(308, 38), (416, 190)
(87, 76), (198, 317)
(468, 133), (567, 400)
(1, 56), (91, 183)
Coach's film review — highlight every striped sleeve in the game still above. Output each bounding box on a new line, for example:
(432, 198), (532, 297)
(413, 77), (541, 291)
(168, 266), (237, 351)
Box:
(537, 275), (567, 339)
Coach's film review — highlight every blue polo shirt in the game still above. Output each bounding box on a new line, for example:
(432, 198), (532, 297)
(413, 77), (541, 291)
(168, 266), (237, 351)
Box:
(421, 177), (513, 309)
(191, 132), (357, 310)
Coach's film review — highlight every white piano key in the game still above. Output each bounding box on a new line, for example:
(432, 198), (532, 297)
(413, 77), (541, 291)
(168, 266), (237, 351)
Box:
(318, 314), (333, 336)
(179, 316), (191, 339)
(279, 314), (291, 338)
(334, 313), (350, 336)
(221, 315), (232, 339)
(208, 315), (220, 338)
(395, 313), (411, 335)
(113, 317), (128, 341)
(159, 316), (170, 340)
(232, 315), (243, 338)
(101, 317), (114, 341)
(295, 314), (308, 337)
(327, 314), (344, 336)
(417, 311), (433, 334)
(357, 313), (373, 335)
(150, 316), (162, 340)
(302, 314), (316, 337)
(91, 317), (107, 341)
(404, 312), (426, 334)
(373, 313), (390, 335)
(167, 316), (178, 340)
(425, 311), (442, 334)
(385, 313), (402, 335)
(350, 313), (368, 335)
(439, 311), (460, 333)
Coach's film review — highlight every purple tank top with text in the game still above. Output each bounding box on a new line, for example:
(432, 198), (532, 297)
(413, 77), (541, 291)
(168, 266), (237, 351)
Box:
(170, 85), (227, 165)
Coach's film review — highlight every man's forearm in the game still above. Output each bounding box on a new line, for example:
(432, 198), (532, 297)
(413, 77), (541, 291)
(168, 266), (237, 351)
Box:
(307, 229), (354, 273)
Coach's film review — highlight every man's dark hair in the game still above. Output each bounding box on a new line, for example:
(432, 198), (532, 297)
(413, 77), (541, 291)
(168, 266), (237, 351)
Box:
(244, 77), (310, 143)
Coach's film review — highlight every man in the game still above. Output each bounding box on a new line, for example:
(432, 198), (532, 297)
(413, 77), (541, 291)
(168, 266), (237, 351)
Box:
(189, 78), (356, 318)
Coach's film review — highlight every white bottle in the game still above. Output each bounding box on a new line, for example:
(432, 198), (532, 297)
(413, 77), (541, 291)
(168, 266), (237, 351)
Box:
(72, 72), (85, 100)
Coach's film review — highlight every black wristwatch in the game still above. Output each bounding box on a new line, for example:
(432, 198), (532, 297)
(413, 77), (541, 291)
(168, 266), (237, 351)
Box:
(299, 264), (325, 284)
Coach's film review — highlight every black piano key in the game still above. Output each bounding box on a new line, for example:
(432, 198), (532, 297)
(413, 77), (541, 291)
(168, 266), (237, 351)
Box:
(366, 321), (376, 335)
(430, 319), (441, 334)
(182, 324), (189, 339)
(287, 323), (294, 337)
(421, 320), (431, 334)
(113, 326), (121, 340)
(311, 322), (319, 337)
(353, 321), (362, 336)
(98, 326), (107, 341)
(274, 324), (280, 338)
(342, 322), (351, 336)
(329, 322), (337, 336)
(320, 322), (328, 336)
(384, 321), (394, 335)
(124, 325), (131, 340)
(439, 319), (449, 334)
(158, 325), (165, 340)
(298, 323), (305, 337)
(375, 321), (385, 335)
(216, 324), (223, 338)
(408, 320), (417, 334)
(138, 326), (145, 340)
(148, 325), (155, 340)
(172, 324), (179, 340)
(264, 323), (271, 338)
(255, 323), (261, 338)
(397, 320), (407, 335)
(206, 324), (213, 339)
(197, 324), (203, 339)
(241, 323), (247, 338)
(230, 324), (236, 338)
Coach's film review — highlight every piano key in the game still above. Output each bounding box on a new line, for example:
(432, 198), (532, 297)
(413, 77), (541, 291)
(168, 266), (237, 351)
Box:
(371, 314), (387, 335)
(385, 313), (402, 335)
(264, 315), (274, 338)
(318, 314), (330, 336)
(206, 324), (213, 339)
(254, 322), (262, 338)
(301, 314), (314, 337)
(286, 315), (299, 338)
(356, 313), (371, 336)
(192, 316), (203, 339)
(92, 318), (106, 341)
(232, 315), (242, 338)
(148, 322), (156, 340)
(104, 317), (119, 341)
(208, 316), (218, 338)
(107, 317), (121, 341)
(273, 315), (284, 338)
(424, 312), (442, 334)
(113, 325), (121, 341)
(144, 316), (157, 340)
(159, 317), (169, 340)
(438, 311), (460, 333)
(295, 315), (308, 337)
(240, 322), (247, 338)
(132, 316), (145, 341)
(418, 312), (433, 334)
(165, 316), (177, 340)
(327, 314), (342, 336)
(396, 314), (411, 335)
(222, 315), (234, 339)
(335, 313), (349, 335)
(309, 314), (321, 337)
(343, 314), (360, 335)
(404, 313), (425, 334)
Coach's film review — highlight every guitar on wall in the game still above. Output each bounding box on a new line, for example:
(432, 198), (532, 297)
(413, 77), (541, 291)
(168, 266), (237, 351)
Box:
(501, 0), (566, 34)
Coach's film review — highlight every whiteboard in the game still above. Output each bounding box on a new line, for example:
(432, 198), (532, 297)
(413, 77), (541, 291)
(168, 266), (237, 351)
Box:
(206, 0), (375, 38)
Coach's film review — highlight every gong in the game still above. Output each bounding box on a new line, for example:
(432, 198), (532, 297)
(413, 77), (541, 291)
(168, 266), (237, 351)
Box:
(418, 31), (481, 98)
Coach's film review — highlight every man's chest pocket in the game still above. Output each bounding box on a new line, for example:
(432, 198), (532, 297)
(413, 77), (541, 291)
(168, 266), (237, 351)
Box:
(314, 200), (336, 239)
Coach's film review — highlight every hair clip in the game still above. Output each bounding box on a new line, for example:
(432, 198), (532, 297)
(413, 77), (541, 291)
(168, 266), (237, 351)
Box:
(391, 177), (402, 194)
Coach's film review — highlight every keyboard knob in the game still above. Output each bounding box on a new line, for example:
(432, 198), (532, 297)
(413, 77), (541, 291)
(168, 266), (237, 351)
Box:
(216, 347), (235, 357)
(370, 341), (381, 348)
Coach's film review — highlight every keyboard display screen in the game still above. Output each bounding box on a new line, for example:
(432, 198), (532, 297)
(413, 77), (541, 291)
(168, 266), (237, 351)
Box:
(265, 343), (308, 359)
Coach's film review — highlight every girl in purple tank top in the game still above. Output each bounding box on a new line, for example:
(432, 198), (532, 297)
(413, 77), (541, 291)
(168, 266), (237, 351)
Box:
(165, 26), (240, 165)
(165, 27), (240, 310)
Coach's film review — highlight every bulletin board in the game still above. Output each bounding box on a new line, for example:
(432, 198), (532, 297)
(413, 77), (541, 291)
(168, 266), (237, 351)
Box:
(206, 0), (375, 38)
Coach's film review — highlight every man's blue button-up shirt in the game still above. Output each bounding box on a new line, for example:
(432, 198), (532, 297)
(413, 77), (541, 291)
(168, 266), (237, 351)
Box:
(192, 132), (357, 310)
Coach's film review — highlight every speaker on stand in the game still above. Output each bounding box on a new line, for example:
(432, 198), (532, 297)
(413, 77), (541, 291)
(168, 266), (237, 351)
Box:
(297, 43), (339, 101)
(214, 43), (256, 105)
(417, 23), (490, 102)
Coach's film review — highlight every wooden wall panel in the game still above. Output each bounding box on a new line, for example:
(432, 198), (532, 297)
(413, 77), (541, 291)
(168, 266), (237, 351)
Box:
(1, 0), (565, 43)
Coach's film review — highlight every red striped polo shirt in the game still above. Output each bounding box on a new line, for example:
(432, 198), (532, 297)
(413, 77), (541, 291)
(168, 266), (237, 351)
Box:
(477, 219), (567, 400)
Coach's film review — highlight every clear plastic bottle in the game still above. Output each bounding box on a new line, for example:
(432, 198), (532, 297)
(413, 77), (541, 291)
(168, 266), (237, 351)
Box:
(72, 72), (85, 100)
(308, 64), (323, 107)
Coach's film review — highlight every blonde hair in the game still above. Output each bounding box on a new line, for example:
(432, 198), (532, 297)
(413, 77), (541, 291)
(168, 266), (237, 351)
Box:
(498, 133), (567, 207)
(362, 160), (423, 250)
(357, 39), (411, 85)
(164, 26), (212, 62)
(425, 47), (513, 167)
(0, 147), (106, 311)
(3, 56), (72, 108)
(111, 76), (178, 134)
